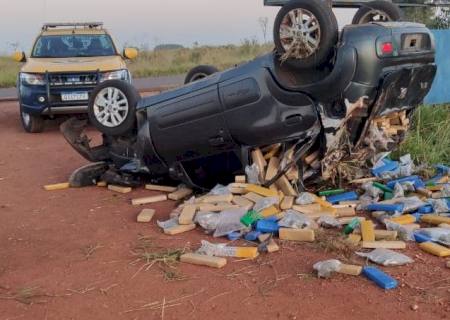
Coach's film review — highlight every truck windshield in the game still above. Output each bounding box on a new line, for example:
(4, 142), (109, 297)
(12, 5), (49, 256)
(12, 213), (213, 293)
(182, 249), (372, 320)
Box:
(32, 34), (117, 58)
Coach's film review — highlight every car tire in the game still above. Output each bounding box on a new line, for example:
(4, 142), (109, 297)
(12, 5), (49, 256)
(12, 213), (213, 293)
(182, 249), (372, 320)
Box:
(352, 1), (403, 24)
(88, 80), (140, 136)
(273, 0), (338, 69)
(20, 105), (45, 133)
(184, 65), (219, 84)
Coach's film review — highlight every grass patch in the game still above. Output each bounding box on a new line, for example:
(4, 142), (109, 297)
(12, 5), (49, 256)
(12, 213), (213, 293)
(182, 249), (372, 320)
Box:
(397, 104), (450, 166)
(0, 56), (20, 88)
(127, 42), (272, 78)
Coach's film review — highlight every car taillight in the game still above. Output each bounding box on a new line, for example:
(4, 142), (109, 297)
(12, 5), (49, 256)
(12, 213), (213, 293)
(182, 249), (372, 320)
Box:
(381, 42), (394, 55)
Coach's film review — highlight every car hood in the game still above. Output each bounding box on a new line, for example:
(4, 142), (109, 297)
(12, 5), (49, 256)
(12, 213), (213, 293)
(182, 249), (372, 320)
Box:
(21, 56), (127, 73)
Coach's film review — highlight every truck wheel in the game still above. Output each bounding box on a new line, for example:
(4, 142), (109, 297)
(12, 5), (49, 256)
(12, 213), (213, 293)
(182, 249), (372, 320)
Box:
(273, 0), (338, 69)
(184, 65), (219, 84)
(88, 80), (140, 136)
(352, 1), (403, 24)
(20, 105), (45, 133)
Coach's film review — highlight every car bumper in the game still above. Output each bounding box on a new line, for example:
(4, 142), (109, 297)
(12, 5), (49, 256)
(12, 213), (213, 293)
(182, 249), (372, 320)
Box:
(19, 83), (94, 115)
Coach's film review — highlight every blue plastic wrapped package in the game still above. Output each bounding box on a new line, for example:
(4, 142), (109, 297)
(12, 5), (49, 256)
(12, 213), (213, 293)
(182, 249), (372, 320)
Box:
(244, 231), (261, 241)
(372, 159), (399, 177)
(386, 176), (425, 190)
(362, 266), (398, 290)
(326, 191), (359, 204)
(428, 199), (449, 213)
(418, 205), (434, 214)
(228, 232), (242, 241)
(415, 228), (450, 246)
(255, 220), (279, 233)
(414, 232), (432, 243)
(367, 203), (404, 213)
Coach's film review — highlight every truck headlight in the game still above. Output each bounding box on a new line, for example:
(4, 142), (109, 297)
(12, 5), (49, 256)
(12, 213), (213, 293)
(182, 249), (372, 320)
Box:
(100, 70), (130, 83)
(20, 73), (46, 86)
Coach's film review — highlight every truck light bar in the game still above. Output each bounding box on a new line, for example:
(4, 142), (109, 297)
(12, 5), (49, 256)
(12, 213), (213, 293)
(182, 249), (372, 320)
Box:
(42, 22), (104, 31)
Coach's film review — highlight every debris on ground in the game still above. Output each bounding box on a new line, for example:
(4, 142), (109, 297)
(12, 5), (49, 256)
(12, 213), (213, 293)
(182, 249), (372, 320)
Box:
(43, 182), (70, 191)
(53, 143), (450, 291)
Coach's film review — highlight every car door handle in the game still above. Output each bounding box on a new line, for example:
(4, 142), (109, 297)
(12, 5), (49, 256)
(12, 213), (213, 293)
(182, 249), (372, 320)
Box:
(284, 114), (303, 126)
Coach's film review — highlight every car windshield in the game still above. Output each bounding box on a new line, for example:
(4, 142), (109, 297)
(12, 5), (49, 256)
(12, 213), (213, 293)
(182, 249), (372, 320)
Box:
(32, 34), (117, 58)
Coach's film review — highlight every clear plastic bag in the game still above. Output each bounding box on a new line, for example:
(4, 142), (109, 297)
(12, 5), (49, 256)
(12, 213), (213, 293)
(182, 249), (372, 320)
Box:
(157, 217), (179, 230)
(253, 196), (280, 212)
(213, 208), (247, 238)
(429, 199), (449, 213)
(197, 240), (234, 257)
(398, 154), (415, 178)
(195, 212), (220, 231)
(393, 182), (405, 198)
(245, 164), (261, 185)
(295, 192), (316, 205)
(209, 184), (231, 195)
(356, 248), (413, 266)
(385, 220), (414, 241)
(402, 196), (426, 213)
(416, 228), (450, 246)
(317, 216), (341, 228)
(278, 210), (316, 229)
(313, 259), (342, 278)
(442, 184), (450, 198)
(362, 182), (383, 199)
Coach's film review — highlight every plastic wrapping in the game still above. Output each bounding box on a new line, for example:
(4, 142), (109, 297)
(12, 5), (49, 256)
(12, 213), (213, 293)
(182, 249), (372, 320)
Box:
(393, 183), (405, 198)
(313, 259), (342, 278)
(278, 210), (316, 229)
(213, 208), (247, 238)
(209, 184), (231, 195)
(362, 182), (383, 199)
(295, 192), (316, 205)
(317, 216), (341, 228)
(442, 184), (450, 198)
(356, 248), (413, 266)
(245, 164), (261, 185)
(415, 228), (450, 246)
(429, 199), (449, 213)
(402, 196), (426, 213)
(385, 221), (415, 241)
(195, 212), (220, 231)
(197, 240), (235, 257)
(253, 196), (280, 212)
(157, 217), (179, 230)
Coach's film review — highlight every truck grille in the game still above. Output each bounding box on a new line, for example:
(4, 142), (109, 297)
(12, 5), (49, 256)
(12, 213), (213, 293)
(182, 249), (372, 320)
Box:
(49, 73), (98, 87)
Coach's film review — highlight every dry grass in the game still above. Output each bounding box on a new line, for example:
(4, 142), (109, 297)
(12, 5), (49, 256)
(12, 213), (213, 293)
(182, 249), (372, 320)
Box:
(0, 286), (52, 305)
(0, 56), (20, 88)
(129, 235), (188, 281)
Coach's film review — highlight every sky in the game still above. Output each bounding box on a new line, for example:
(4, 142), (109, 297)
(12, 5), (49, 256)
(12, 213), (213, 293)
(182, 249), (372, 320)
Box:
(0, 0), (355, 53)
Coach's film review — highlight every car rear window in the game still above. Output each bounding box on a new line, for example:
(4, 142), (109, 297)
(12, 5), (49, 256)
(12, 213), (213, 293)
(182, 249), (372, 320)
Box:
(32, 34), (117, 58)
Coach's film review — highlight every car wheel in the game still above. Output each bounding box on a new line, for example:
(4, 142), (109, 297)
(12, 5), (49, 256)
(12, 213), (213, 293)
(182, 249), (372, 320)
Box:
(184, 65), (219, 84)
(273, 0), (338, 69)
(352, 1), (403, 24)
(88, 80), (140, 136)
(20, 105), (45, 133)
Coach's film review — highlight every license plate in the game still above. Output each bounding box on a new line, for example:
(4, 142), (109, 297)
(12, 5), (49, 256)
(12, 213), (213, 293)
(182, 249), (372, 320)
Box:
(61, 92), (88, 101)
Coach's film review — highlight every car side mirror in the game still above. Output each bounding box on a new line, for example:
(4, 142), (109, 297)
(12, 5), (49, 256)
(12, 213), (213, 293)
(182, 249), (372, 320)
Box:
(12, 51), (26, 63)
(123, 47), (138, 60)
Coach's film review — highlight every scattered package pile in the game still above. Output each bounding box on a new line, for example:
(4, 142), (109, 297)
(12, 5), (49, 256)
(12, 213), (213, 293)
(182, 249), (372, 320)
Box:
(44, 146), (450, 290)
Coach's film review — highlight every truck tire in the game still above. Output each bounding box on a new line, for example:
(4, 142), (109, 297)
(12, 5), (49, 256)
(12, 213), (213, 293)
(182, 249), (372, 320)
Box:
(184, 65), (219, 84)
(88, 80), (140, 136)
(20, 105), (45, 133)
(352, 1), (403, 24)
(273, 0), (338, 69)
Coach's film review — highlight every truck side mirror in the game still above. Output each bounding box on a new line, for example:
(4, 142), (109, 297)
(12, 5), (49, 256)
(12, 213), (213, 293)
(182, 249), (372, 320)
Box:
(123, 48), (138, 60)
(12, 51), (26, 63)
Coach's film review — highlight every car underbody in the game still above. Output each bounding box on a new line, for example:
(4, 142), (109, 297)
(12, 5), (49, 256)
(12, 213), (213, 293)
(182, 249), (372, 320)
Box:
(61, 22), (437, 190)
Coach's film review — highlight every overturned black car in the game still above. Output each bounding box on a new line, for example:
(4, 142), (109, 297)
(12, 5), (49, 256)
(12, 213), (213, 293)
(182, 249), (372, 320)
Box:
(61, 18), (436, 191)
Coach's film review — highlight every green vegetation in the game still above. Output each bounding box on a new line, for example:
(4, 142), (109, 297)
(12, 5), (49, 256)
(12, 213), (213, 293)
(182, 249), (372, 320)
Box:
(0, 56), (20, 88)
(0, 42), (273, 88)
(127, 41), (272, 78)
(398, 105), (450, 166)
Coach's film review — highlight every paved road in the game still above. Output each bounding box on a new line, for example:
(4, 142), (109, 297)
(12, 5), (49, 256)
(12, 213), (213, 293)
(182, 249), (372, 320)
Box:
(0, 74), (185, 100)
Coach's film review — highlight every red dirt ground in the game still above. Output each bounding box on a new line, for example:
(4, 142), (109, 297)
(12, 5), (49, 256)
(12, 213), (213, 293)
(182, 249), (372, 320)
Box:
(0, 101), (449, 320)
